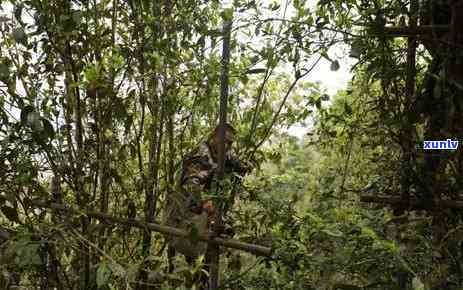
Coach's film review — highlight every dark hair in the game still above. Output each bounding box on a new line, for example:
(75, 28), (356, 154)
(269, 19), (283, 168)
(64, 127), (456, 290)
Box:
(212, 123), (236, 136)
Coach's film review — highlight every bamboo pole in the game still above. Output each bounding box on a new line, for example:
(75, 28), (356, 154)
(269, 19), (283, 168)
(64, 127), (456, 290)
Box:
(31, 201), (272, 257)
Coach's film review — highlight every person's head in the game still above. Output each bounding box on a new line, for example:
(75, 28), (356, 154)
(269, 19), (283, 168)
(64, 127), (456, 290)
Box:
(202, 199), (215, 216)
(210, 123), (236, 154)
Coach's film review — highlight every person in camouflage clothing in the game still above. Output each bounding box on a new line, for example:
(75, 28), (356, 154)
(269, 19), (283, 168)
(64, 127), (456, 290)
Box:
(163, 123), (250, 268)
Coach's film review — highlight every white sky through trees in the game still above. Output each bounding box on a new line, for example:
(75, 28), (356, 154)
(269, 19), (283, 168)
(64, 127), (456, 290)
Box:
(258, 0), (355, 138)
(287, 49), (354, 138)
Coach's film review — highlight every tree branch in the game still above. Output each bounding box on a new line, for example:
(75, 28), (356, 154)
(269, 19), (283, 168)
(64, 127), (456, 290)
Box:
(360, 195), (463, 210)
(383, 25), (449, 36)
(250, 55), (322, 158)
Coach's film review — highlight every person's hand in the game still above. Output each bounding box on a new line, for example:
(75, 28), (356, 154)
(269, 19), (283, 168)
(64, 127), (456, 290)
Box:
(207, 221), (229, 239)
(212, 222), (226, 236)
(241, 160), (254, 173)
(208, 220), (234, 238)
(226, 158), (253, 175)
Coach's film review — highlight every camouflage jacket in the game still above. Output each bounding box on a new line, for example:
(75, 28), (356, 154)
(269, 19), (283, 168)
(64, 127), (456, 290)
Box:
(163, 141), (246, 257)
(163, 141), (246, 226)
(180, 142), (219, 213)
(180, 141), (248, 211)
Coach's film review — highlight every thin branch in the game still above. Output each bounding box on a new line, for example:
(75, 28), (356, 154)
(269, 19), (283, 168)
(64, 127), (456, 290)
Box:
(249, 55), (322, 158)
(383, 25), (449, 36)
(339, 132), (355, 197)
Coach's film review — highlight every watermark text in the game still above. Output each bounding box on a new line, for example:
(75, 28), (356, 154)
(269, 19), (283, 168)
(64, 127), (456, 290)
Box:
(423, 139), (459, 150)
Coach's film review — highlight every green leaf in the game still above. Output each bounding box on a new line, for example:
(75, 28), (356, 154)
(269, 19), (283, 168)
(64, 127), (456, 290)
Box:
(315, 99), (322, 110)
(27, 112), (43, 131)
(12, 28), (27, 46)
(270, 3), (280, 10)
(16, 242), (41, 267)
(330, 60), (340, 71)
(41, 118), (55, 139)
(97, 263), (111, 287)
(1, 205), (20, 223)
(221, 8), (234, 22)
(20, 105), (35, 124)
(71, 10), (82, 24)
(321, 228), (343, 237)
(344, 102), (352, 115)
(0, 15), (9, 23)
(0, 62), (10, 82)
(320, 94), (330, 101)
(349, 43), (362, 58)
(109, 263), (125, 278)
